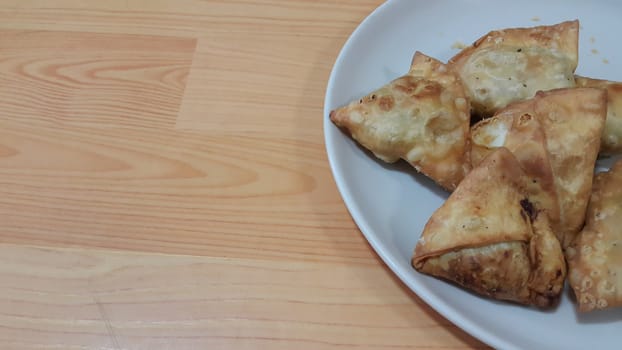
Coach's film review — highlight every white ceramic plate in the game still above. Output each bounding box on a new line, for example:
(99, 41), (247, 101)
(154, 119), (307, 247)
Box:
(324, 1), (622, 349)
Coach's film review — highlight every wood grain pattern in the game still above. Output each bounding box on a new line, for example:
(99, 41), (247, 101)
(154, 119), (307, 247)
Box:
(0, 244), (484, 350)
(0, 1), (489, 349)
(0, 0), (381, 37)
(1, 30), (195, 128)
(176, 32), (338, 137)
(2, 120), (371, 262)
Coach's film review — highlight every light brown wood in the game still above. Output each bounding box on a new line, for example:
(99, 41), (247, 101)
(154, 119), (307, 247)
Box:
(0, 1), (489, 349)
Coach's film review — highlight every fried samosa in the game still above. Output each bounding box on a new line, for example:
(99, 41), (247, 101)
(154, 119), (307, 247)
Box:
(471, 112), (560, 236)
(412, 148), (566, 307)
(449, 20), (578, 118)
(567, 160), (622, 312)
(330, 52), (471, 191)
(575, 76), (622, 155)
(470, 88), (607, 248)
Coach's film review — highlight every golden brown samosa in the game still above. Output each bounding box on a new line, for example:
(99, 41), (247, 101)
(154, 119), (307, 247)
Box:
(449, 20), (578, 118)
(470, 88), (607, 248)
(330, 52), (471, 191)
(471, 112), (560, 236)
(575, 76), (622, 155)
(412, 148), (566, 307)
(567, 160), (622, 312)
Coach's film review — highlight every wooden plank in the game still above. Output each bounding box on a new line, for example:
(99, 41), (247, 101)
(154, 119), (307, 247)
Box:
(0, 30), (195, 129)
(0, 0), (382, 37)
(176, 32), (339, 138)
(0, 244), (486, 349)
(1, 120), (366, 262)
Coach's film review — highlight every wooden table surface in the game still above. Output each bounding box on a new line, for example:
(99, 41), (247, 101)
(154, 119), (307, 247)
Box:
(0, 1), (489, 349)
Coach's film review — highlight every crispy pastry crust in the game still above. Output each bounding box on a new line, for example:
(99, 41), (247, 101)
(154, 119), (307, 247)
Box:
(412, 148), (566, 307)
(470, 88), (606, 248)
(471, 113), (561, 237)
(530, 88), (606, 247)
(575, 75), (622, 155)
(449, 20), (579, 117)
(567, 160), (622, 312)
(330, 52), (471, 191)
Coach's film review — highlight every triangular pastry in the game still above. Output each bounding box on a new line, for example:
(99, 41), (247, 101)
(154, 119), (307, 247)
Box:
(470, 88), (607, 248)
(471, 112), (560, 237)
(449, 20), (578, 118)
(412, 148), (566, 307)
(567, 160), (622, 312)
(330, 52), (471, 191)
(575, 75), (622, 155)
